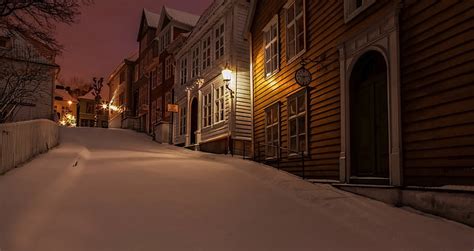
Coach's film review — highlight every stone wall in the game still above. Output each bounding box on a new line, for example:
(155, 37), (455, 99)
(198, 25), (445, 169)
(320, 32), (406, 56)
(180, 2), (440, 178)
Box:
(0, 119), (59, 174)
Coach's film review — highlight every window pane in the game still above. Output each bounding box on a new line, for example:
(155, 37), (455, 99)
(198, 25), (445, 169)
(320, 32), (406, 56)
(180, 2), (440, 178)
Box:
(298, 116), (305, 133)
(297, 94), (305, 112)
(290, 119), (296, 136)
(287, 4), (294, 22)
(295, 0), (303, 15)
(272, 107), (278, 123)
(289, 98), (296, 116)
(290, 136), (297, 151)
(272, 124), (278, 141)
(299, 134), (306, 152)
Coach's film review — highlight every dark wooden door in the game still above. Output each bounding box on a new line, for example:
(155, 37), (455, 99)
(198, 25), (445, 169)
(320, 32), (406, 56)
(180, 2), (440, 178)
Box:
(350, 51), (389, 180)
(190, 98), (198, 145)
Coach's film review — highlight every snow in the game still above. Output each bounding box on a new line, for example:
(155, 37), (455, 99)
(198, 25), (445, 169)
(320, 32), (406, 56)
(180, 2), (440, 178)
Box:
(78, 84), (110, 101)
(54, 88), (77, 102)
(0, 128), (472, 250)
(165, 6), (200, 27)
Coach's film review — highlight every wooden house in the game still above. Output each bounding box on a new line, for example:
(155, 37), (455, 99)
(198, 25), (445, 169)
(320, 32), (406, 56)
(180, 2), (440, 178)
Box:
(248, 0), (474, 187)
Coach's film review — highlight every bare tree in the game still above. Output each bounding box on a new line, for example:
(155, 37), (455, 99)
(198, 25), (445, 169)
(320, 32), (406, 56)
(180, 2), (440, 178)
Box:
(0, 0), (92, 53)
(0, 48), (55, 123)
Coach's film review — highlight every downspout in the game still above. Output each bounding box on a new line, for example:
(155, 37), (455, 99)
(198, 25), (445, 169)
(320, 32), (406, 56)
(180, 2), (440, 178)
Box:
(249, 32), (254, 157)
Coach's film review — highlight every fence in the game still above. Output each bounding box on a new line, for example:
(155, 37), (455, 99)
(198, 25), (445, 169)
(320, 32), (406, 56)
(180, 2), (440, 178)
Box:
(0, 119), (59, 174)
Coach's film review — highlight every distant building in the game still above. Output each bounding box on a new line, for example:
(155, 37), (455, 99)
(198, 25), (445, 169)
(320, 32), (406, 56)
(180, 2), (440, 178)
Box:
(173, 0), (252, 154)
(107, 51), (138, 129)
(77, 86), (109, 128)
(53, 85), (78, 126)
(0, 29), (59, 123)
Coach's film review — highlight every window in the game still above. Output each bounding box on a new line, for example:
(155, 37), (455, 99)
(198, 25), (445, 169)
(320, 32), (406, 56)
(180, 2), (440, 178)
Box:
(203, 92), (212, 127)
(265, 103), (280, 158)
(165, 57), (173, 80)
(119, 70), (126, 84)
(214, 85), (225, 123)
(180, 57), (188, 85)
(180, 106), (187, 135)
(288, 90), (307, 154)
(151, 69), (157, 89)
(202, 34), (211, 70)
(286, 0), (305, 62)
(191, 46), (200, 78)
(156, 97), (162, 122)
(151, 100), (157, 123)
(344, 0), (376, 22)
(86, 103), (94, 114)
(264, 15), (279, 77)
(215, 23), (225, 60)
(157, 63), (162, 85)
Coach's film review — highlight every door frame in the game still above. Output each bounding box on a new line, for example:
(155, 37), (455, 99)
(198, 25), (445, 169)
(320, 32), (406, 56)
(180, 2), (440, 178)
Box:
(338, 11), (402, 186)
(189, 97), (198, 145)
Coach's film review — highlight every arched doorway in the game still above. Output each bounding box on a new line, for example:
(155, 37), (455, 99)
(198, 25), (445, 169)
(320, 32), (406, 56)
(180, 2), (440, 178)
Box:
(349, 50), (389, 181)
(190, 98), (198, 145)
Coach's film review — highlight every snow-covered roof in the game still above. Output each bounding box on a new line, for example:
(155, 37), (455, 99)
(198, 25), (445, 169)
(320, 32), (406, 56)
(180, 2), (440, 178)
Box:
(54, 88), (77, 102)
(164, 6), (200, 27)
(143, 8), (161, 28)
(126, 50), (139, 62)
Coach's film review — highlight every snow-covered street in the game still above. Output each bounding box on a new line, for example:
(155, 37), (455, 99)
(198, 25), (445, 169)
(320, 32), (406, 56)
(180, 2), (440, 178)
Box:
(0, 128), (472, 250)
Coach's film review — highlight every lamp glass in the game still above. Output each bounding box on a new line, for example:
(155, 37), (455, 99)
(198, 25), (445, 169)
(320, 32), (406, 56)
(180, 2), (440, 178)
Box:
(222, 68), (232, 82)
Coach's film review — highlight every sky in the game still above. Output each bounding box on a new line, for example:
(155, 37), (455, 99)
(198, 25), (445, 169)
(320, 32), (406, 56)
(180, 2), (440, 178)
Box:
(55, 0), (212, 85)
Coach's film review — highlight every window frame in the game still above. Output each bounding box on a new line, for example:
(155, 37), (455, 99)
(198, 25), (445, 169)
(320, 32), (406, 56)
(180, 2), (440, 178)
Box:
(180, 105), (187, 135)
(285, 0), (306, 64)
(214, 85), (225, 124)
(151, 68), (157, 90)
(344, 0), (376, 23)
(165, 56), (173, 80)
(202, 33), (212, 71)
(191, 45), (200, 78)
(180, 56), (188, 85)
(265, 102), (280, 159)
(263, 15), (280, 78)
(202, 91), (212, 128)
(214, 21), (225, 61)
(287, 89), (309, 156)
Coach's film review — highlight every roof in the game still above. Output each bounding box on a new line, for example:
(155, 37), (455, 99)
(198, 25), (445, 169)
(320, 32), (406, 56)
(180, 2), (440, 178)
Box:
(126, 50), (139, 62)
(54, 88), (77, 102)
(143, 8), (160, 28)
(164, 6), (200, 27)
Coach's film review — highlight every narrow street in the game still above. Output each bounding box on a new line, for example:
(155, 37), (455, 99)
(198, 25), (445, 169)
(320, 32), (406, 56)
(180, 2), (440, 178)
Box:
(0, 128), (472, 251)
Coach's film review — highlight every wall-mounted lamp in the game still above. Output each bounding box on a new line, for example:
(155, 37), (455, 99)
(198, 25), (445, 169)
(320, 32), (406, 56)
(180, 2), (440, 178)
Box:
(222, 63), (234, 98)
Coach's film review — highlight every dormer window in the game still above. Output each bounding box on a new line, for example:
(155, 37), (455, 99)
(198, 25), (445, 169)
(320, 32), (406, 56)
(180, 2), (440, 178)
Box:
(344, 0), (376, 23)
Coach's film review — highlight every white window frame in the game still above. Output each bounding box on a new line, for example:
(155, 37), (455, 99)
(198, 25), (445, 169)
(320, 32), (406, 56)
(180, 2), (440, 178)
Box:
(180, 105), (187, 135)
(202, 33), (212, 71)
(344, 0), (376, 23)
(191, 45), (200, 78)
(263, 15), (280, 77)
(285, 0), (306, 63)
(214, 22), (225, 60)
(287, 89), (308, 155)
(180, 56), (188, 85)
(265, 102), (280, 159)
(202, 92), (212, 128)
(214, 85), (225, 123)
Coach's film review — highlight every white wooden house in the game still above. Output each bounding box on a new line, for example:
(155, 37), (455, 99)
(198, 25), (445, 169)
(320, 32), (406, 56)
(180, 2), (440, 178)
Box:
(173, 0), (251, 154)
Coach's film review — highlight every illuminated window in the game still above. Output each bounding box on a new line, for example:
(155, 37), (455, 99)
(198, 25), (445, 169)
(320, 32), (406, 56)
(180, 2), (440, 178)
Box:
(285, 0), (305, 62)
(287, 90), (307, 154)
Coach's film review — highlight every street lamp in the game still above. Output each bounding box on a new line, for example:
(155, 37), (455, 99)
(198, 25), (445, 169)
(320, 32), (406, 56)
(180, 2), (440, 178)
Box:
(67, 100), (72, 106)
(222, 64), (234, 155)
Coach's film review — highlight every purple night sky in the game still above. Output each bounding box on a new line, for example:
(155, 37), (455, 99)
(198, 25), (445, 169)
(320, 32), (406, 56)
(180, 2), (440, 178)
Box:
(55, 0), (212, 83)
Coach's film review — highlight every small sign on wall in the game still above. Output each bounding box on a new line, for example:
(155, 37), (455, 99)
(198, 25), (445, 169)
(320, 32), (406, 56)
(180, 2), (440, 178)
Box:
(167, 104), (179, 113)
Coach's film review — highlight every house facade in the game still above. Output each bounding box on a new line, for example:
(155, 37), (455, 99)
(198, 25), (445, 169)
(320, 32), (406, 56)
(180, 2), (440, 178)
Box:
(53, 85), (77, 126)
(77, 89), (109, 128)
(249, 0), (474, 187)
(134, 9), (160, 133)
(173, 0), (252, 154)
(0, 30), (59, 123)
(108, 52), (137, 129)
(151, 7), (200, 144)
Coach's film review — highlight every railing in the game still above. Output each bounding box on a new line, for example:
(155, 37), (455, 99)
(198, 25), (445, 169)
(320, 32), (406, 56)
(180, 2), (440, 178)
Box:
(232, 140), (308, 179)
